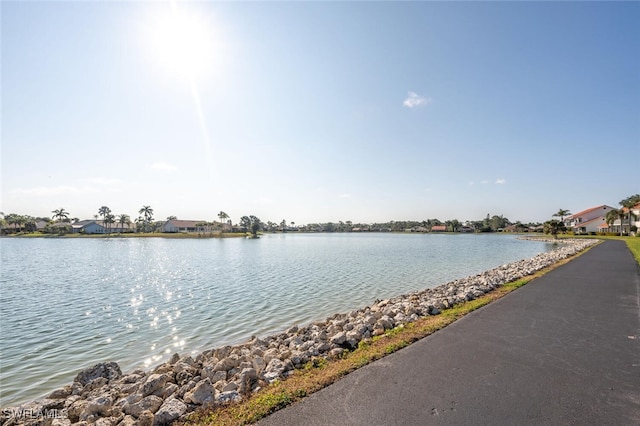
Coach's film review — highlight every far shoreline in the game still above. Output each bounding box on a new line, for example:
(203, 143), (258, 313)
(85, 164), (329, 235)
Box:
(0, 232), (249, 239)
(2, 230), (543, 239)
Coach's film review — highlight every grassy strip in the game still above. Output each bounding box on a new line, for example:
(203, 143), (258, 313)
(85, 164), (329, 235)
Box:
(184, 245), (595, 426)
(622, 238), (640, 265)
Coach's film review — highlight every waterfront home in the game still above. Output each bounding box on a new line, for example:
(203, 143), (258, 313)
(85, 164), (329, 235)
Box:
(36, 220), (49, 231)
(162, 219), (206, 233)
(598, 202), (640, 235)
(406, 226), (428, 232)
(431, 225), (447, 232)
(72, 220), (135, 234)
(564, 205), (615, 234)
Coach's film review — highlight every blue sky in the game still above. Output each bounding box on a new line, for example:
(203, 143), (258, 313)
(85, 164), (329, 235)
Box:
(2, 1), (638, 225)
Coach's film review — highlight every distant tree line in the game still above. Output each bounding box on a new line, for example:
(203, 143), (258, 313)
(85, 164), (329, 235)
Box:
(0, 209), (536, 236)
(4, 195), (637, 237)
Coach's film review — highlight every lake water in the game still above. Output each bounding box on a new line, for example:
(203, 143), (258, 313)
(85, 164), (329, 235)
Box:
(0, 233), (555, 407)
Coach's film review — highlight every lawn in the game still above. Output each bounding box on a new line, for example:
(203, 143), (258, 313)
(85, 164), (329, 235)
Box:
(624, 238), (640, 265)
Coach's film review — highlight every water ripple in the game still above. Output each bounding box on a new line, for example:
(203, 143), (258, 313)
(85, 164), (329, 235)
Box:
(0, 234), (555, 406)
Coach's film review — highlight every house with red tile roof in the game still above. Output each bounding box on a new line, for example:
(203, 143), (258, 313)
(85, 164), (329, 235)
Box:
(564, 205), (615, 234)
(599, 203), (640, 235)
(627, 203), (640, 233)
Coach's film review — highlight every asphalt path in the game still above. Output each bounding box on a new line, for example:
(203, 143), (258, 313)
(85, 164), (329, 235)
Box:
(257, 240), (640, 425)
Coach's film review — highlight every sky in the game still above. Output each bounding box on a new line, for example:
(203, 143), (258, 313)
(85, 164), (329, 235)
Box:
(2, 1), (639, 225)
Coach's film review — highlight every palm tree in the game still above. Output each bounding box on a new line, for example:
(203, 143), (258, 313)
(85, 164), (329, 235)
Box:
(104, 213), (116, 234)
(117, 214), (131, 233)
(51, 208), (69, 223)
(98, 206), (111, 229)
(605, 209), (625, 236)
(218, 211), (229, 235)
(139, 206), (154, 232)
(135, 216), (145, 233)
(619, 194), (640, 236)
(5, 214), (22, 233)
(553, 208), (571, 223)
(139, 205), (154, 221)
(218, 211), (229, 224)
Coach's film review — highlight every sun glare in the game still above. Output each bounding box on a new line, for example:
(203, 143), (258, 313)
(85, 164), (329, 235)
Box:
(143, 2), (217, 81)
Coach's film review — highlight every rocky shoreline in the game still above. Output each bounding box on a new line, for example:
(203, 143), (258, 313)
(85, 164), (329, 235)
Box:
(1, 238), (599, 426)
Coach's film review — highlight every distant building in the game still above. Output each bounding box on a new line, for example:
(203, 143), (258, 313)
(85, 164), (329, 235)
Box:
(564, 205), (615, 234)
(71, 220), (135, 234)
(431, 225), (447, 232)
(598, 202), (640, 235)
(162, 220), (206, 233)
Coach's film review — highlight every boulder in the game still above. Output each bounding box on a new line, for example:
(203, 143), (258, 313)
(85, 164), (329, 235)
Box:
(119, 415), (138, 426)
(221, 381), (238, 392)
(74, 362), (122, 386)
(184, 378), (215, 405)
(238, 368), (258, 394)
(329, 332), (346, 345)
(123, 395), (163, 418)
(138, 410), (154, 426)
(217, 391), (241, 405)
(213, 356), (239, 372)
(140, 374), (169, 397)
(82, 393), (116, 419)
(158, 383), (179, 399)
(48, 386), (72, 400)
(263, 359), (286, 383)
(153, 398), (187, 426)
(213, 345), (233, 360)
(51, 418), (72, 426)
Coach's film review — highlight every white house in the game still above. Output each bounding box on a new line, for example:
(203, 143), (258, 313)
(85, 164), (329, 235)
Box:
(162, 220), (206, 233)
(599, 202), (640, 235)
(631, 203), (640, 232)
(564, 205), (615, 234)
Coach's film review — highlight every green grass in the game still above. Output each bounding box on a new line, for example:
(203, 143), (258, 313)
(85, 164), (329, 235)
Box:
(624, 238), (640, 265)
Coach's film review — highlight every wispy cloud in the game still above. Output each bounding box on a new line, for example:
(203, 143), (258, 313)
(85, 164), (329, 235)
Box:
(339, 193), (351, 199)
(471, 178), (507, 186)
(149, 162), (177, 172)
(403, 91), (432, 108)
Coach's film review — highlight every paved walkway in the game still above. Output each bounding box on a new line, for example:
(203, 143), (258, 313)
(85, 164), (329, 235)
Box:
(257, 240), (640, 425)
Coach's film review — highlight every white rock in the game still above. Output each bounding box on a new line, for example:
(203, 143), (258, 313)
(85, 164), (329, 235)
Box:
(184, 378), (215, 405)
(140, 374), (170, 397)
(153, 397), (187, 426)
(124, 395), (163, 418)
